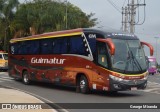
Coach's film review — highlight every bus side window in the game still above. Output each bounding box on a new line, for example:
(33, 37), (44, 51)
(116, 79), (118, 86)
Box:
(31, 41), (40, 54)
(97, 42), (108, 68)
(69, 37), (86, 55)
(19, 42), (27, 54)
(59, 38), (68, 54)
(17, 40), (40, 55)
(53, 38), (67, 54)
(40, 39), (52, 54)
(11, 43), (19, 54)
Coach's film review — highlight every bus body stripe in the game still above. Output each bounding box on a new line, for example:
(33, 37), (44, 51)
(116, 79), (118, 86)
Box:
(100, 67), (148, 77)
(10, 32), (83, 43)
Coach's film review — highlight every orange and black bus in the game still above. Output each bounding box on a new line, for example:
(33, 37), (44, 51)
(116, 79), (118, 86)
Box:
(8, 28), (153, 93)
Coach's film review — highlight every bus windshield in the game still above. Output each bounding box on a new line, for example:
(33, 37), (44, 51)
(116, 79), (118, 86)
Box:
(3, 54), (8, 60)
(111, 39), (147, 74)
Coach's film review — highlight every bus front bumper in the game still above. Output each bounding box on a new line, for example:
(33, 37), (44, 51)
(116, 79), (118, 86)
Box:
(109, 75), (147, 91)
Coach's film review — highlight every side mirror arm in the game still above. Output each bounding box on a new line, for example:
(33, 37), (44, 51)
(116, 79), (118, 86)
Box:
(141, 41), (154, 56)
(96, 38), (115, 55)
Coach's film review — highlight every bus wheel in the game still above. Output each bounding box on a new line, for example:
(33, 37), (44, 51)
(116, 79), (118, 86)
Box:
(22, 71), (30, 85)
(79, 75), (89, 94)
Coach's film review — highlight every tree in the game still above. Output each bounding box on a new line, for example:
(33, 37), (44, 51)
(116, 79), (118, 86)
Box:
(12, 0), (97, 37)
(0, 0), (19, 51)
(0, 0), (97, 50)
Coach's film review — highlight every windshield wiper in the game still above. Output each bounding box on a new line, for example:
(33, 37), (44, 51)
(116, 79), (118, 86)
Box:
(125, 41), (143, 73)
(130, 50), (143, 71)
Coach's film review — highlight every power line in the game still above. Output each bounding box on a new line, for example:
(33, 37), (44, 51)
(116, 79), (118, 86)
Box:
(122, 0), (146, 33)
(122, 0), (127, 7)
(106, 0), (121, 13)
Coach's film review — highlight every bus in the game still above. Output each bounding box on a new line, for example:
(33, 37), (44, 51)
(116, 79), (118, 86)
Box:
(8, 28), (153, 93)
(0, 51), (8, 71)
(147, 56), (157, 75)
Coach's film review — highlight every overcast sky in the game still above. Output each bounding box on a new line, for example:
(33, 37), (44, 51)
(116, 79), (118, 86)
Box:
(19, 0), (160, 62)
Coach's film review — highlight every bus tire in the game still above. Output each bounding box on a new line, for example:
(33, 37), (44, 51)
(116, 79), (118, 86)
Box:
(22, 71), (30, 85)
(79, 75), (89, 94)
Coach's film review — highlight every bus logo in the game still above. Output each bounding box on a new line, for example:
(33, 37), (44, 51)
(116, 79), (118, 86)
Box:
(88, 34), (96, 39)
(31, 57), (66, 64)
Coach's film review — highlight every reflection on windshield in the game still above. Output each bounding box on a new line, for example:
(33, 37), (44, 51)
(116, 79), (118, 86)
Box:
(112, 39), (147, 73)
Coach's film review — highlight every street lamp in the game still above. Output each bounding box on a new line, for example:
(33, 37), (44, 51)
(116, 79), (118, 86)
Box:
(154, 37), (159, 59)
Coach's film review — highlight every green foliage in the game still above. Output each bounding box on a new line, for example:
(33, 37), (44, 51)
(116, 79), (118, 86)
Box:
(13, 0), (97, 36)
(0, 0), (97, 51)
(0, 0), (19, 51)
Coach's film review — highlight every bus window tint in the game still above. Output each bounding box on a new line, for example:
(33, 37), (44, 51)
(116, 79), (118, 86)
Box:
(11, 40), (40, 55)
(11, 43), (19, 54)
(60, 38), (67, 54)
(41, 39), (53, 54)
(18, 42), (27, 54)
(69, 37), (86, 55)
(87, 37), (96, 55)
(26, 40), (39, 54)
(53, 38), (67, 54)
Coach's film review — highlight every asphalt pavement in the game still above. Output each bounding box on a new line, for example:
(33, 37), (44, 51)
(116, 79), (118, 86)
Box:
(0, 72), (160, 112)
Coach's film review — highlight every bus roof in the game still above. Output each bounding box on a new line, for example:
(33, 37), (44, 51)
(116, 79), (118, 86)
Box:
(83, 28), (138, 39)
(10, 28), (138, 43)
(10, 28), (83, 43)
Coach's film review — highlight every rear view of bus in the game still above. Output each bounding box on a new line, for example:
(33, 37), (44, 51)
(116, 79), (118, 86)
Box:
(147, 56), (157, 75)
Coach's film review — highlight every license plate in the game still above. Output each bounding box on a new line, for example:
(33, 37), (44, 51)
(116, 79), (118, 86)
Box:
(131, 87), (137, 90)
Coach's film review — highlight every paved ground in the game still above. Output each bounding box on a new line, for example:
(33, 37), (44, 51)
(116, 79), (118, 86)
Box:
(142, 73), (160, 94)
(0, 77), (56, 112)
(0, 72), (160, 112)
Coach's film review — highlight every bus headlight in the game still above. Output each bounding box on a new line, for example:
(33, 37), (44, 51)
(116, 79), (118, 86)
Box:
(109, 75), (129, 82)
(141, 73), (148, 80)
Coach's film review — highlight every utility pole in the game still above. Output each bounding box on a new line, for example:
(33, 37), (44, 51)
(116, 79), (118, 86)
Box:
(122, 7), (129, 32)
(124, 7), (128, 32)
(122, 0), (146, 34)
(121, 7), (124, 31)
(130, 0), (135, 34)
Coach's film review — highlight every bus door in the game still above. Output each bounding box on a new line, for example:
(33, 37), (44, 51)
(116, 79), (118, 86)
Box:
(92, 41), (110, 90)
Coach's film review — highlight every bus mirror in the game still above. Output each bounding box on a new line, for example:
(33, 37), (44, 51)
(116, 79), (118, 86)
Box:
(96, 38), (115, 55)
(141, 41), (154, 56)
